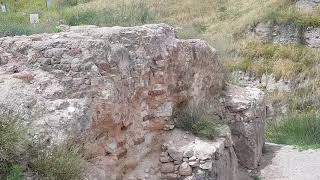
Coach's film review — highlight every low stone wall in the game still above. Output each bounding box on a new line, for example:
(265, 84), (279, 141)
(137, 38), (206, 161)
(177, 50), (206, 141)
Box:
(159, 129), (238, 180)
(124, 129), (239, 180)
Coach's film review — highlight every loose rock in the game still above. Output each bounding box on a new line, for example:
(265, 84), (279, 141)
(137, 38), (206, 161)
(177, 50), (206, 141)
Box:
(178, 162), (192, 176)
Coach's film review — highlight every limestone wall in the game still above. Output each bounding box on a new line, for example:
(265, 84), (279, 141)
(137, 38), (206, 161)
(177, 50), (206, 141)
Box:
(0, 24), (228, 179)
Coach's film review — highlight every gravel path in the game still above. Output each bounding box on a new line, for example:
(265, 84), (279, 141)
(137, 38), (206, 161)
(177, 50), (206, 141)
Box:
(259, 143), (320, 180)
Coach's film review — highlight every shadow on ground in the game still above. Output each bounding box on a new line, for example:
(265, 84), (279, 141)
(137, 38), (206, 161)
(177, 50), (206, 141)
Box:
(239, 143), (282, 180)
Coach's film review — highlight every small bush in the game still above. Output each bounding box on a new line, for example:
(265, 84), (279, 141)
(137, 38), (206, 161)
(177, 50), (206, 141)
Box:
(30, 144), (84, 180)
(267, 111), (320, 149)
(0, 116), (27, 163)
(0, 114), (85, 179)
(6, 165), (23, 180)
(0, 115), (27, 179)
(174, 105), (223, 140)
(252, 175), (263, 180)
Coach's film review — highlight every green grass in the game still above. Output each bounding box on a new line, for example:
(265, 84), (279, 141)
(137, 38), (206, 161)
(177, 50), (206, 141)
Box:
(0, 115), (27, 179)
(29, 144), (85, 180)
(0, 114), (84, 179)
(265, 6), (320, 28)
(0, 12), (58, 37)
(267, 111), (320, 149)
(62, 0), (156, 26)
(0, 164), (24, 180)
(174, 105), (223, 140)
(252, 175), (263, 180)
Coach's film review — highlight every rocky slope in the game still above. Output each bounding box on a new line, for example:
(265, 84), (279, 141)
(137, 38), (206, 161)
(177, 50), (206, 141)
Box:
(0, 24), (265, 179)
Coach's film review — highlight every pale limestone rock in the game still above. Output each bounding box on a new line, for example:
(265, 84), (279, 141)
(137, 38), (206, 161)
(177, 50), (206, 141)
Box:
(160, 129), (238, 180)
(248, 22), (273, 42)
(161, 163), (175, 173)
(225, 85), (266, 169)
(272, 24), (301, 44)
(200, 161), (213, 170)
(161, 173), (179, 179)
(183, 150), (194, 158)
(249, 22), (301, 44)
(189, 156), (196, 161)
(188, 160), (199, 167)
(304, 27), (320, 48)
(296, 0), (320, 12)
(160, 152), (173, 163)
(167, 147), (183, 162)
(178, 162), (192, 176)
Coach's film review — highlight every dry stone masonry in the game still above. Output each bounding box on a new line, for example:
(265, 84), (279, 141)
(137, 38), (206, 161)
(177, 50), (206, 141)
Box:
(158, 129), (238, 180)
(0, 24), (265, 179)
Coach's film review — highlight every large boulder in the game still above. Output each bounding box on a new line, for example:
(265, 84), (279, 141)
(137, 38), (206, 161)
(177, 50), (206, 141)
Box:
(224, 85), (266, 169)
(0, 24), (225, 179)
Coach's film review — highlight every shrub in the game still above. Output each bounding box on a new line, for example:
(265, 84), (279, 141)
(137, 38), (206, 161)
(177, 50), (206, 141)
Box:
(0, 115), (27, 180)
(0, 114), (85, 179)
(29, 144), (85, 180)
(5, 165), (23, 180)
(63, 9), (99, 26)
(174, 104), (223, 140)
(0, 116), (27, 163)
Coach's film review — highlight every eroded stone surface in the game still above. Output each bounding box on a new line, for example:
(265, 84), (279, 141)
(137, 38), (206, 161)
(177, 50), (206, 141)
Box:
(225, 85), (266, 169)
(0, 23), (268, 179)
(296, 0), (320, 12)
(304, 27), (320, 48)
(159, 129), (239, 180)
(0, 24), (225, 179)
(249, 22), (302, 44)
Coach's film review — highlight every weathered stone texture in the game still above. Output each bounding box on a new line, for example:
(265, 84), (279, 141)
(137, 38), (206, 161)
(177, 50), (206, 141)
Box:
(248, 22), (302, 44)
(304, 27), (320, 48)
(0, 24), (225, 179)
(225, 85), (266, 169)
(296, 0), (320, 12)
(159, 129), (239, 180)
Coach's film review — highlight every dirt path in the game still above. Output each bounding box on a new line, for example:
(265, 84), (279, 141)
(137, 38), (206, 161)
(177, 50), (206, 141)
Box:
(258, 143), (320, 180)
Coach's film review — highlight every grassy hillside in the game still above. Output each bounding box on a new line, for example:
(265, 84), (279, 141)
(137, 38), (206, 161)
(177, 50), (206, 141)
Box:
(61, 0), (292, 55)
(0, 0), (290, 48)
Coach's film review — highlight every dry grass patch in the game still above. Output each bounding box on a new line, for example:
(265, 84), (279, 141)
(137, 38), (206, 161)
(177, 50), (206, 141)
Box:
(228, 41), (320, 79)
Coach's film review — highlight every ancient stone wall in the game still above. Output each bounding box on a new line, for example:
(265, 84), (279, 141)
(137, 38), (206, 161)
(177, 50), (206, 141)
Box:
(0, 24), (229, 179)
(0, 23), (268, 179)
